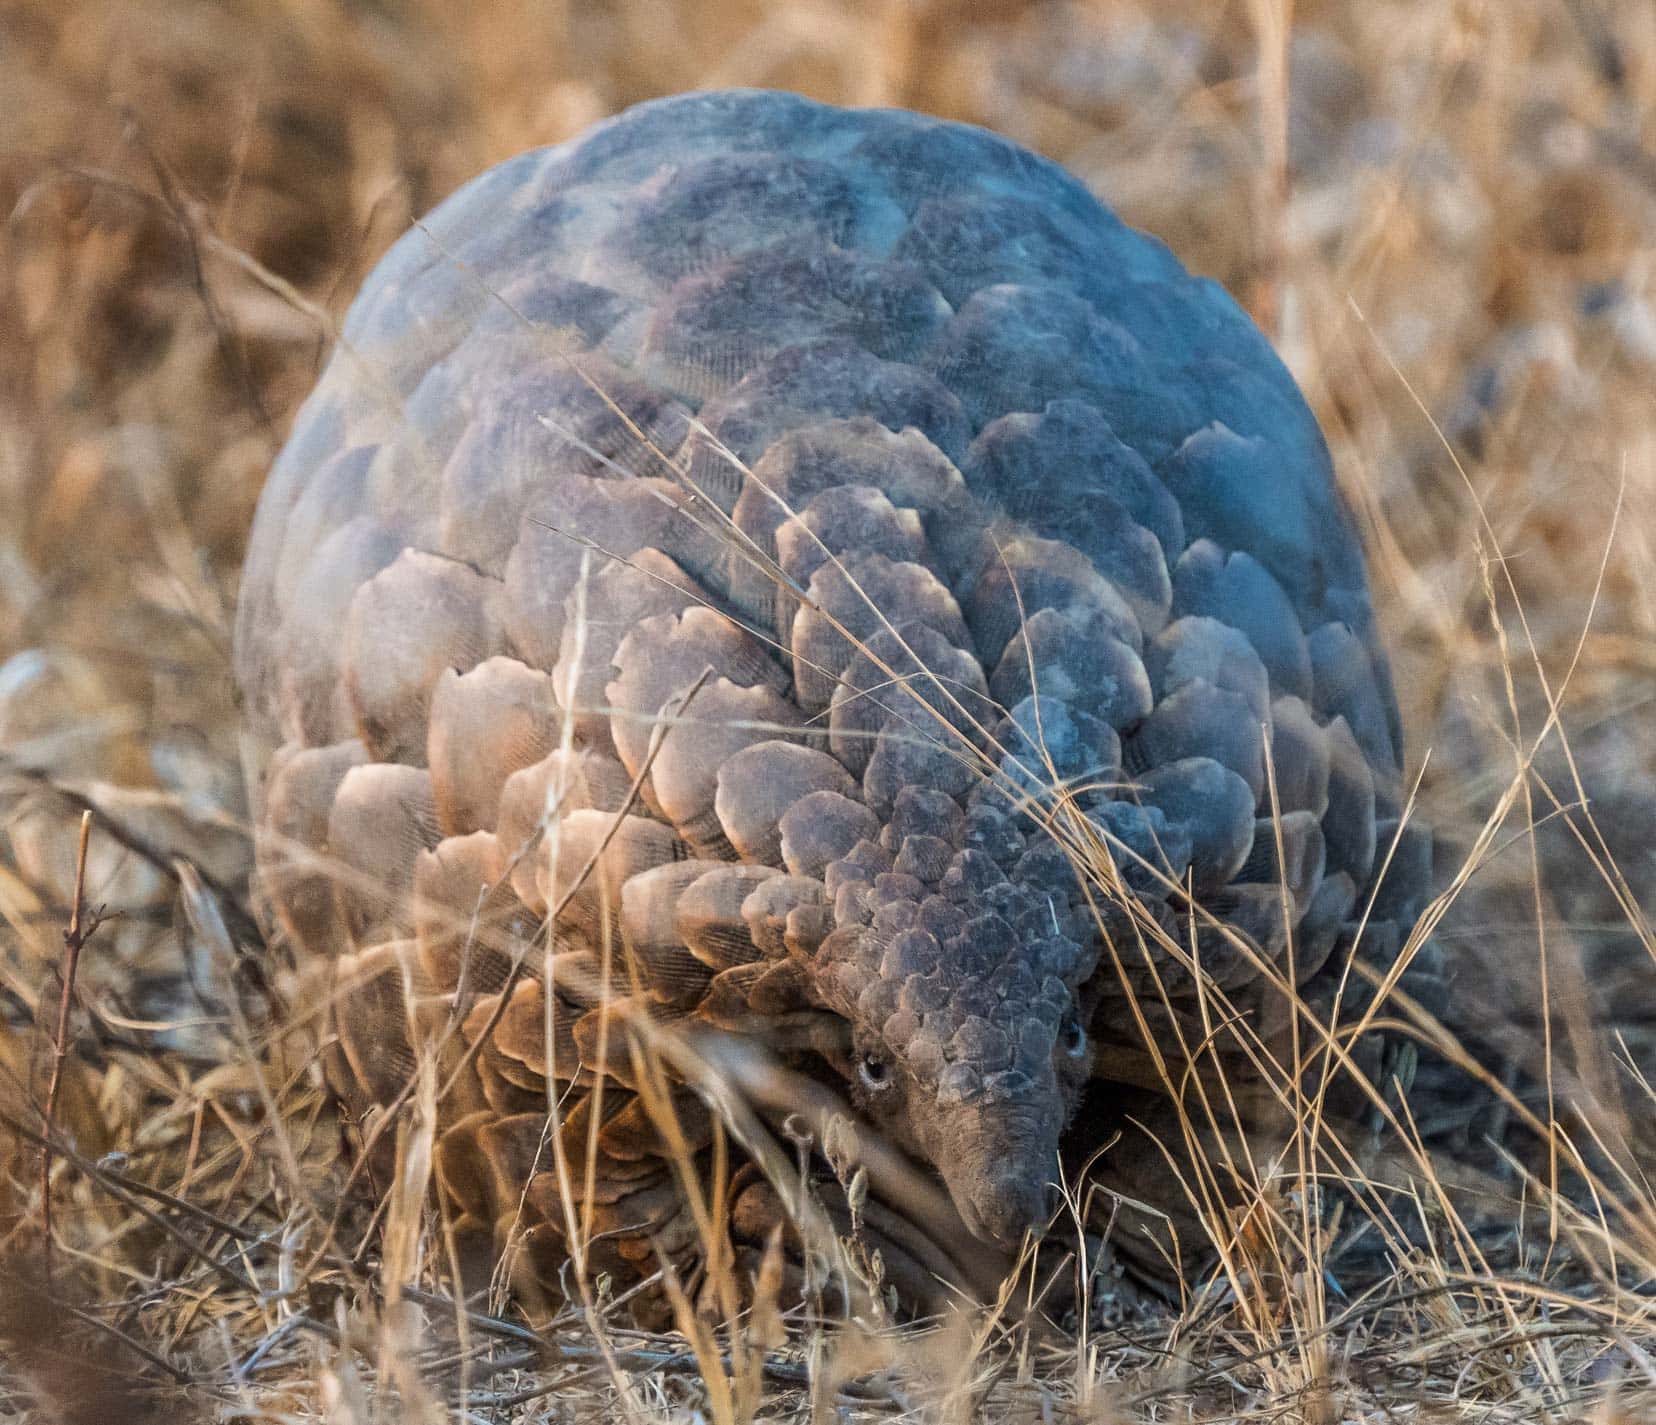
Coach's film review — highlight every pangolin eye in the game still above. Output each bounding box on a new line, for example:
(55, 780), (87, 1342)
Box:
(1060, 1013), (1087, 1058)
(859, 1052), (893, 1091)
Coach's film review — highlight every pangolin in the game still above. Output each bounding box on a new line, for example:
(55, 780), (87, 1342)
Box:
(234, 89), (1445, 1311)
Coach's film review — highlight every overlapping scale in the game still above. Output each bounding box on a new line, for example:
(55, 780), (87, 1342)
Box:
(493, 748), (630, 906)
(1267, 696), (1333, 818)
(989, 608), (1152, 733)
(607, 609), (801, 854)
(571, 997), (693, 1088)
(1134, 757), (1256, 897)
(502, 470), (695, 674)
(538, 809), (685, 941)
(1238, 811), (1327, 916)
(332, 940), (421, 1106)
(412, 831), (527, 996)
(641, 242), (952, 401)
(438, 355), (688, 574)
(687, 340), (971, 512)
(732, 418), (975, 587)
(774, 485), (929, 588)
(326, 763), (441, 947)
(552, 548), (704, 744)
(1172, 541), (1312, 701)
(278, 518), (404, 745)
(713, 742), (857, 864)
(427, 658), (559, 836)
(926, 283), (1152, 432)
(828, 624), (990, 800)
(1309, 621), (1399, 775)
(791, 555), (967, 712)
(258, 739), (365, 951)
(488, 976), (586, 1087)
(619, 860), (725, 1002)
(1128, 680), (1267, 801)
(965, 535), (1140, 670)
(963, 400), (1185, 563)
(464, 985), (557, 1111)
(675, 864), (780, 970)
(235, 91), (1440, 1315)
(1322, 716), (1379, 887)
(343, 550), (507, 764)
(610, 154), (863, 287)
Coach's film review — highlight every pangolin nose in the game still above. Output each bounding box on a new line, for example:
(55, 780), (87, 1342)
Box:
(969, 1166), (1057, 1246)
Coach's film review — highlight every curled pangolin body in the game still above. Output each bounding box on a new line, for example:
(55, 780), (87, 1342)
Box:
(235, 90), (1444, 1308)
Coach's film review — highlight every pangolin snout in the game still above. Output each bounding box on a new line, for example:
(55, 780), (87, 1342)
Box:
(957, 1163), (1061, 1247)
(924, 1093), (1067, 1248)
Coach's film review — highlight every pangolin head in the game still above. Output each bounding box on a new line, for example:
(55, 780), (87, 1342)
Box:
(814, 884), (1097, 1245)
(789, 683), (1184, 1248)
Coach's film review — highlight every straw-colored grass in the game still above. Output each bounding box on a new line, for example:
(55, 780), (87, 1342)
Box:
(3, 1), (1655, 1420)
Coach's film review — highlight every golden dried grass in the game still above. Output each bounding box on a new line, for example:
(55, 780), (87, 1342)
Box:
(3, 1), (1655, 1420)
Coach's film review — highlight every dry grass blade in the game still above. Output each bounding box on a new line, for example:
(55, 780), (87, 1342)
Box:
(5, 2), (1656, 1422)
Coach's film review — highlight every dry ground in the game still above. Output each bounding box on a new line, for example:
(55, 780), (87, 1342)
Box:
(2, 1), (1655, 1420)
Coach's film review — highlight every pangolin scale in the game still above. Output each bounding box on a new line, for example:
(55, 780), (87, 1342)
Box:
(235, 89), (1445, 1313)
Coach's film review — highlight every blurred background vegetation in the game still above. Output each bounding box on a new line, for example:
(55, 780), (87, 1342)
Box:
(1, 2), (1653, 1419)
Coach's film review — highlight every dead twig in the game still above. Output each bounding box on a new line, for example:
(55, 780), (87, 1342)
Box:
(38, 810), (104, 1284)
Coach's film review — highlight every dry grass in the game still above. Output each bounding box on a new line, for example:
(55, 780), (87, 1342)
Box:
(2, 0), (1655, 1420)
